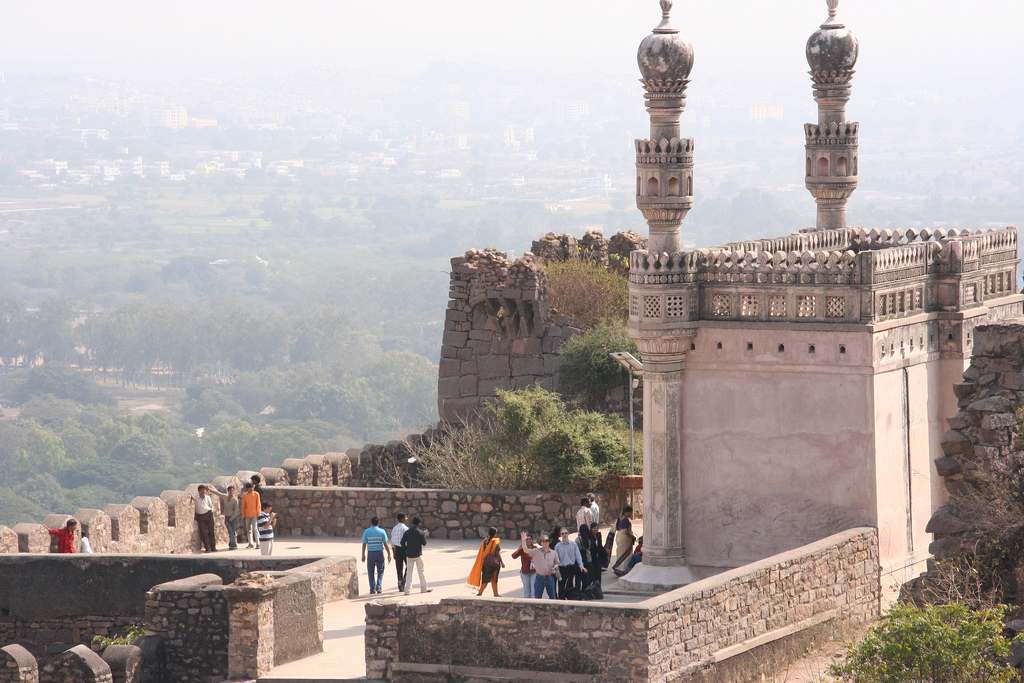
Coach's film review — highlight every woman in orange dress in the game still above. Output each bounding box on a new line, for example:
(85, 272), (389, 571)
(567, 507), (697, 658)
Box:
(467, 527), (505, 596)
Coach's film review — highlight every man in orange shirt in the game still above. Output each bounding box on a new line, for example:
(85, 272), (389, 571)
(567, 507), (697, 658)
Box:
(240, 482), (262, 549)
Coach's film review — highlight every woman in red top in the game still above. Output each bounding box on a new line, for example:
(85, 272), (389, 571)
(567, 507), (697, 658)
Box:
(49, 519), (78, 553)
(511, 533), (537, 597)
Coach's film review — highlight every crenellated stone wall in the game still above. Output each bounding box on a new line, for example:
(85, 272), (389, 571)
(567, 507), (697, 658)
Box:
(365, 527), (880, 683)
(144, 574), (228, 682)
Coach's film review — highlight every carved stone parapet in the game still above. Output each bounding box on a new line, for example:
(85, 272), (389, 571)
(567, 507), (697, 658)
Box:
(810, 69), (855, 85)
(639, 204), (692, 222)
(641, 78), (691, 94)
(804, 121), (858, 146)
(808, 186), (857, 201)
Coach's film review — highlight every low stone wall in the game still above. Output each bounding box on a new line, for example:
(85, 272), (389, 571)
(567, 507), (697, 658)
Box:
(0, 554), (357, 658)
(365, 527), (880, 682)
(145, 574), (229, 682)
(267, 486), (589, 539)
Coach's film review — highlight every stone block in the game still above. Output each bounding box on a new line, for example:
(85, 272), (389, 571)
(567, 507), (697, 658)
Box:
(442, 330), (469, 347)
(260, 467), (290, 486)
(478, 378), (512, 396)
(982, 412), (1018, 430)
(305, 454), (332, 487)
(511, 357), (544, 375)
(129, 497), (168, 535)
(933, 456), (963, 477)
(940, 430), (972, 456)
(13, 523), (49, 553)
(159, 491), (193, 528)
(104, 504), (140, 546)
(460, 360), (478, 375)
(1001, 372), (1024, 390)
(945, 411), (970, 430)
(524, 338), (543, 355)
(212, 475), (242, 494)
(438, 376), (461, 399)
(925, 507), (969, 535)
(281, 458), (314, 486)
(477, 355), (510, 379)
(438, 358), (461, 377)
(459, 375), (478, 396)
(968, 395), (1014, 413)
(75, 508), (111, 552)
(324, 453), (352, 486)
(101, 644), (142, 683)
(0, 643), (38, 682)
(44, 514), (81, 553)
(236, 470), (261, 486)
(40, 644), (112, 683)
(0, 525), (17, 553)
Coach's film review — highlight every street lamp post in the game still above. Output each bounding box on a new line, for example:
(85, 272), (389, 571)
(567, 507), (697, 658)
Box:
(610, 351), (643, 474)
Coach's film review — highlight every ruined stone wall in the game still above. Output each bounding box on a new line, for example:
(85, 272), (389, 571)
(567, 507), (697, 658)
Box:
(438, 230), (646, 422)
(926, 318), (1024, 556)
(268, 486), (587, 539)
(365, 527), (879, 683)
(0, 554), (355, 659)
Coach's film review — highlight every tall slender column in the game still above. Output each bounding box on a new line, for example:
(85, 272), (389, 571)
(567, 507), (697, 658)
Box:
(804, 0), (859, 231)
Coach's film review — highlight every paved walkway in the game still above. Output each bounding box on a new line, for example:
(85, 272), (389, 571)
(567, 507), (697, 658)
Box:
(246, 533), (648, 681)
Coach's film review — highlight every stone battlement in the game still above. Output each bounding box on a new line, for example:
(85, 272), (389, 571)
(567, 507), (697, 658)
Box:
(628, 226), (1019, 325)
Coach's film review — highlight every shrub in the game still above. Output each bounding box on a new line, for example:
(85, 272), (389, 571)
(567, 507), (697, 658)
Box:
(558, 321), (638, 409)
(545, 258), (628, 330)
(409, 387), (637, 492)
(829, 603), (1017, 683)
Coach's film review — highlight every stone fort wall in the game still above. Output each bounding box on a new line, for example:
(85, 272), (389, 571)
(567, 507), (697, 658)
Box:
(438, 230), (645, 422)
(365, 527), (880, 683)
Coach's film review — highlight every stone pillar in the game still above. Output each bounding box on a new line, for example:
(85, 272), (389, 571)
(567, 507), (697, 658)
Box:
(223, 575), (279, 680)
(619, 339), (697, 590)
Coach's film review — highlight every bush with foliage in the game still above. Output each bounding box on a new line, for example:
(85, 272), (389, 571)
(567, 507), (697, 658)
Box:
(409, 387), (637, 492)
(92, 625), (145, 652)
(545, 258), (628, 331)
(829, 603), (1017, 683)
(558, 321), (639, 409)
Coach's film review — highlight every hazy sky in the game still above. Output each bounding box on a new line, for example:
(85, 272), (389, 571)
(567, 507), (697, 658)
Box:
(1, 0), (1021, 84)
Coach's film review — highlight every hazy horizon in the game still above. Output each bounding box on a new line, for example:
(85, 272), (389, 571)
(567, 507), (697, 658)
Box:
(1, 1), (1021, 86)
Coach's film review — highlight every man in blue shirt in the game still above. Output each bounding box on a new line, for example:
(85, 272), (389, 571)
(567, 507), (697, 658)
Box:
(360, 516), (392, 594)
(554, 527), (587, 599)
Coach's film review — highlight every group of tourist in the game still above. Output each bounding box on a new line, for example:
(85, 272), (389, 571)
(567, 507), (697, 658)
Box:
(359, 514), (432, 595)
(463, 496), (640, 600)
(193, 476), (276, 555)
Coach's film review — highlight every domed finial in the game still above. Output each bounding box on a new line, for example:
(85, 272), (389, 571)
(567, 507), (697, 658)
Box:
(654, 0), (679, 34)
(822, 0), (844, 28)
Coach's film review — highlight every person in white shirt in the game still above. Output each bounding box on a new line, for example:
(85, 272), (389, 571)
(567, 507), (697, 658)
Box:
(80, 534), (94, 554)
(575, 498), (595, 531)
(587, 492), (600, 526)
(391, 513), (410, 593)
(193, 485), (217, 552)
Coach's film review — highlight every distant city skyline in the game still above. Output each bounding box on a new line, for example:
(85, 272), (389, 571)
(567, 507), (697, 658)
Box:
(0, 0), (1020, 87)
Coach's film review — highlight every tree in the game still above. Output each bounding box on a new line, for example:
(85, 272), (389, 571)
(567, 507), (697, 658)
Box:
(110, 433), (171, 469)
(545, 258), (628, 330)
(558, 321), (639, 409)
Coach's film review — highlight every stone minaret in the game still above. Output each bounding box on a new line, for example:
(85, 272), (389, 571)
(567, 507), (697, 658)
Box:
(804, 0), (859, 231)
(623, 0), (699, 590)
(636, 0), (694, 254)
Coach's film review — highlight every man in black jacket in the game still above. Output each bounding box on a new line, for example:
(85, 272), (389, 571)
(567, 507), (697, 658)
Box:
(400, 516), (432, 595)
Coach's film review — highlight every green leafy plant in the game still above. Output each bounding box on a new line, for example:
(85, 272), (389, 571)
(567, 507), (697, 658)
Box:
(92, 625), (146, 652)
(828, 603), (1017, 683)
(558, 321), (639, 409)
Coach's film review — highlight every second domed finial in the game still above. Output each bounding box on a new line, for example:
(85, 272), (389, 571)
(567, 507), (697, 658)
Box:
(654, 0), (678, 34)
